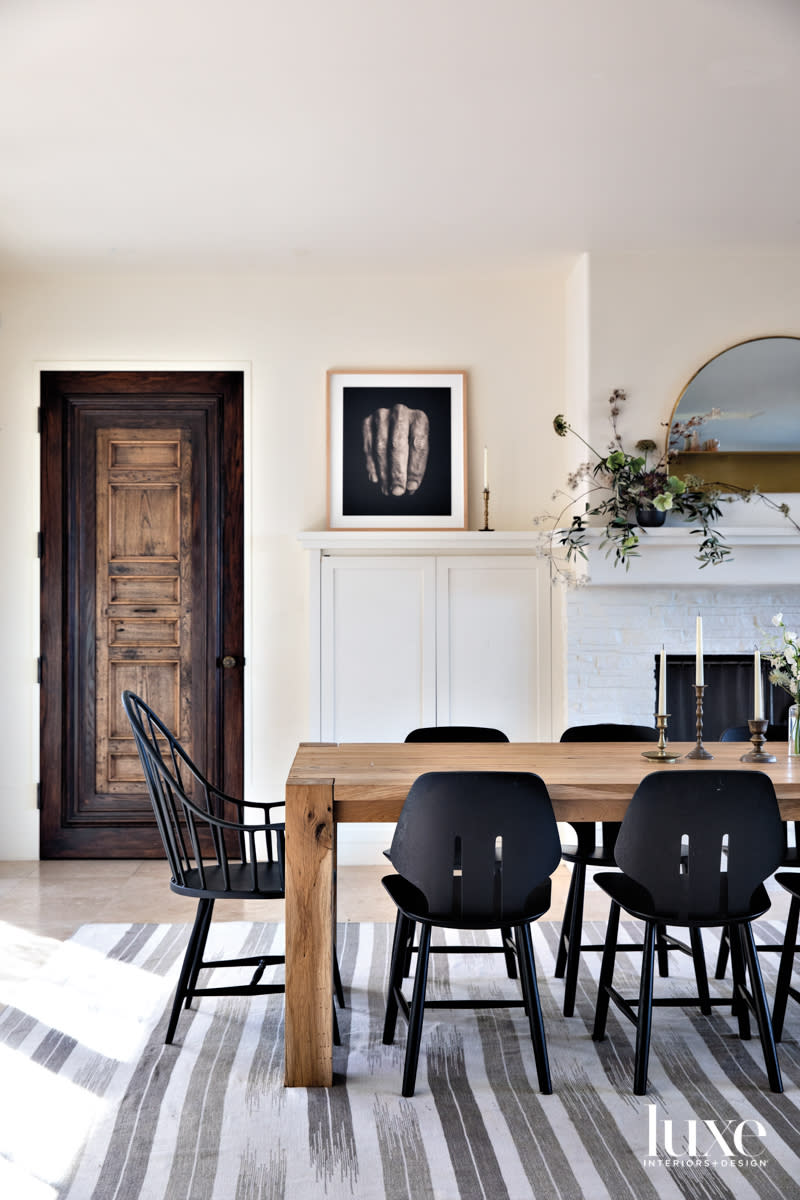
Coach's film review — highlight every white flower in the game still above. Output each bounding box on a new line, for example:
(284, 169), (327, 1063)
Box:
(772, 613), (784, 626)
(787, 631), (799, 645)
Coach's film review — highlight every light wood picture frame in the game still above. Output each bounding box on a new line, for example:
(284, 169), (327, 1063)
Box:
(327, 369), (467, 529)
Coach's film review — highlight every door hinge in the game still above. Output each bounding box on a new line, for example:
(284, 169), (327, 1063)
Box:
(37, 406), (42, 434)
(37, 783), (42, 811)
(37, 656), (42, 684)
(37, 531), (43, 559)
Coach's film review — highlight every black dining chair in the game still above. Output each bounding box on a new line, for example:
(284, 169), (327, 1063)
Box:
(720, 723), (789, 743)
(382, 770), (561, 1097)
(592, 769), (783, 1095)
(122, 690), (290, 1044)
(394, 725), (517, 980)
(555, 723), (670, 1017)
(715, 722), (794, 980)
(404, 725), (510, 743)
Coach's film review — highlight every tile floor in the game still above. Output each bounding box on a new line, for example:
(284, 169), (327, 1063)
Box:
(0, 860), (590, 941)
(0, 858), (791, 941)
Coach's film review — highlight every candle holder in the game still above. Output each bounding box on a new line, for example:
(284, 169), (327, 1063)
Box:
(480, 487), (493, 532)
(740, 718), (777, 763)
(641, 713), (682, 761)
(685, 684), (713, 759)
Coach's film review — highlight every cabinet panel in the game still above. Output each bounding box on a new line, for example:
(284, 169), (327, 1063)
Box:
(321, 557), (436, 741)
(436, 556), (552, 740)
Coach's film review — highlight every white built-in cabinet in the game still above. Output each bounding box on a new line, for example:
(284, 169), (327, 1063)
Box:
(299, 533), (555, 862)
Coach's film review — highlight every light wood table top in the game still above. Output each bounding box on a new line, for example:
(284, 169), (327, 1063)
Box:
(287, 739), (800, 823)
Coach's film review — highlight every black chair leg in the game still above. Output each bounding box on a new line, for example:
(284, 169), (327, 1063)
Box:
(593, 899), (621, 1041)
(402, 923), (432, 1097)
(555, 860), (581, 979)
(741, 922), (783, 1093)
(383, 912), (412, 1045)
(655, 925), (670, 977)
(333, 943), (345, 1008)
(715, 925), (731, 979)
(166, 898), (214, 1044)
(516, 923), (552, 1093)
(182, 896), (214, 1009)
(690, 927), (712, 1015)
(402, 919), (416, 977)
(729, 924), (751, 1039)
(633, 920), (657, 1096)
(773, 894), (800, 1042)
(561, 860), (587, 1017)
(501, 925), (517, 979)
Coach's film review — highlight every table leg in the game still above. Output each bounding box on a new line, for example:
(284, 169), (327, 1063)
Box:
(284, 780), (334, 1086)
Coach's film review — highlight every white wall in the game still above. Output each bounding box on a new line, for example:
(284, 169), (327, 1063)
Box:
(587, 250), (800, 451)
(3, 249), (800, 859)
(0, 265), (568, 858)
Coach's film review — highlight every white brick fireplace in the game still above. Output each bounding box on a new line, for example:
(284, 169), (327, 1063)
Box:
(564, 523), (800, 730)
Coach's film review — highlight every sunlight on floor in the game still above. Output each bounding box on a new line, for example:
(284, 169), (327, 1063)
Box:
(0, 1155), (59, 1200)
(0, 921), (169, 1061)
(0, 1044), (105, 1189)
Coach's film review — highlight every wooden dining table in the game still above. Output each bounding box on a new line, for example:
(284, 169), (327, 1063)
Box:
(283, 739), (800, 1086)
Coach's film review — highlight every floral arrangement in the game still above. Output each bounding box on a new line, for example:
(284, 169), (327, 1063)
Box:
(764, 614), (800, 703)
(541, 389), (797, 571)
(764, 613), (800, 753)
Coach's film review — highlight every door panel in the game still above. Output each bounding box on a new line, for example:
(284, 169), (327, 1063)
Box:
(95, 425), (193, 802)
(40, 370), (244, 857)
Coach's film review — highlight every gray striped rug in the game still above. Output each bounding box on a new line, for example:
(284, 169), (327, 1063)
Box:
(4, 920), (800, 1199)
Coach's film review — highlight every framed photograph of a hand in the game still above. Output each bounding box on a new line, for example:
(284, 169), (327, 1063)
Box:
(327, 370), (467, 529)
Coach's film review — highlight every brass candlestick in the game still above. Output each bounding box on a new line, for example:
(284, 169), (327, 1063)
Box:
(480, 487), (493, 531)
(740, 718), (777, 763)
(685, 684), (713, 759)
(641, 713), (682, 761)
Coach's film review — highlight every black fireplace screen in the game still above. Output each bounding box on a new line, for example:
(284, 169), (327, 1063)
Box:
(658, 654), (791, 741)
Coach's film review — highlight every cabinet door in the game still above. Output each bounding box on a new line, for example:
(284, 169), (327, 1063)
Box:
(320, 556), (437, 741)
(436, 556), (552, 740)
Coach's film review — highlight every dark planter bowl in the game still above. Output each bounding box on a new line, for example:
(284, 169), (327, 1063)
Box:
(635, 503), (667, 528)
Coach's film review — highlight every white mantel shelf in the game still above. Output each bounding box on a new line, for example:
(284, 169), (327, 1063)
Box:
(297, 530), (544, 553)
(570, 524), (800, 587)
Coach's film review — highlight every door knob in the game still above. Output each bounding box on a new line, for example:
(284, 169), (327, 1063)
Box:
(219, 654), (245, 669)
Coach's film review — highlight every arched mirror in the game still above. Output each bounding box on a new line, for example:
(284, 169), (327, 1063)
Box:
(668, 336), (800, 491)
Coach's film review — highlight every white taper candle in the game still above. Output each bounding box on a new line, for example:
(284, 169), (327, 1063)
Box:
(658, 646), (667, 715)
(754, 649), (763, 720)
(696, 615), (704, 686)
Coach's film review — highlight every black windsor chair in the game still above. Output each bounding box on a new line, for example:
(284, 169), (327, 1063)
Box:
(592, 769), (783, 1095)
(393, 726), (517, 980)
(554, 723), (677, 1017)
(122, 691), (294, 1044)
(714, 722), (794, 980)
(381, 770), (561, 1097)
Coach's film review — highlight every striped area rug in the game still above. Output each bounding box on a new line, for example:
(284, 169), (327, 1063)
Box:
(3, 920), (800, 1199)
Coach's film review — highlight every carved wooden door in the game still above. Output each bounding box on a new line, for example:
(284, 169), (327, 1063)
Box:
(40, 371), (244, 857)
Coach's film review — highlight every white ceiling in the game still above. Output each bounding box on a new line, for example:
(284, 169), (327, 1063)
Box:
(2, 0), (799, 272)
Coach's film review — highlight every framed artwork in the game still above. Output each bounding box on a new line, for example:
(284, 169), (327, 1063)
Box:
(327, 369), (467, 529)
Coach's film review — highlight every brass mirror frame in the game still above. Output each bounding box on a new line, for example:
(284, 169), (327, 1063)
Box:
(667, 335), (800, 492)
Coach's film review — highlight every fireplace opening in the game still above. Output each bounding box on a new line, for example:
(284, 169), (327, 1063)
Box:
(658, 655), (791, 742)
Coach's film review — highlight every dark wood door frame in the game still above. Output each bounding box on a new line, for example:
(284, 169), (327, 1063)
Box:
(39, 370), (244, 857)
